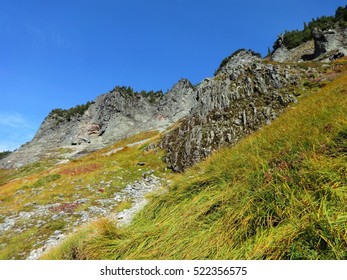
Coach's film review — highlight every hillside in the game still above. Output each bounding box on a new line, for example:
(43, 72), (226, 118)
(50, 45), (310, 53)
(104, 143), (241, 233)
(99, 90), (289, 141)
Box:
(42, 58), (347, 259)
(1, 57), (345, 260)
(1, 6), (347, 260)
(0, 130), (169, 259)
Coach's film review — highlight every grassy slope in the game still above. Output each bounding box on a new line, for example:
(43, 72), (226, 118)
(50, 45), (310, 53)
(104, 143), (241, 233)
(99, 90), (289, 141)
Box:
(0, 130), (167, 259)
(43, 61), (347, 260)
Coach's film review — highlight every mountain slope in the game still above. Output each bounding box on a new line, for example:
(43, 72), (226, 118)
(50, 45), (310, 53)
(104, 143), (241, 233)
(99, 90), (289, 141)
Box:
(2, 7), (346, 171)
(1, 6), (347, 260)
(0, 130), (169, 259)
(0, 79), (196, 169)
(159, 50), (317, 171)
(42, 59), (347, 260)
(271, 6), (347, 62)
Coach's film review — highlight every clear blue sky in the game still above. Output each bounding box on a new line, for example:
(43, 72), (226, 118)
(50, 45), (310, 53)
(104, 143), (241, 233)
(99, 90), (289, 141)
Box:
(0, 0), (346, 151)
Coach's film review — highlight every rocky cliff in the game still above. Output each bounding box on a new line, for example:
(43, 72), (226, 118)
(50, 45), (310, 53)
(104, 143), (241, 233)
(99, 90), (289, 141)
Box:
(159, 50), (321, 171)
(312, 25), (347, 60)
(271, 24), (347, 62)
(0, 79), (197, 169)
(1, 19), (346, 171)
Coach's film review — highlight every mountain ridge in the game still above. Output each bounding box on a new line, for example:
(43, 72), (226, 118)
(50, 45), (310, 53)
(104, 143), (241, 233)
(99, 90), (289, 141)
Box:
(1, 6), (347, 170)
(42, 57), (347, 260)
(0, 78), (196, 169)
(2, 6), (347, 171)
(1, 6), (347, 260)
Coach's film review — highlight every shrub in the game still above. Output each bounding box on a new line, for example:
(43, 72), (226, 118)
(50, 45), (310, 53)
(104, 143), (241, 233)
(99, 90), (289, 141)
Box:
(0, 151), (12, 160)
(50, 101), (93, 122)
(113, 85), (163, 102)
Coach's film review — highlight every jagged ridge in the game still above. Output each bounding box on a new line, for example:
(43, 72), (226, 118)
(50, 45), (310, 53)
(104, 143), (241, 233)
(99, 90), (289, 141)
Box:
(1, 10), (347, 171)
(0, 78), (196, 169)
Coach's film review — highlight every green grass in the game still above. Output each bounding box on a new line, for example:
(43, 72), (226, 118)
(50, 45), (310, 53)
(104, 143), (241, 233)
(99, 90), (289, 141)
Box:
(0, 227), (40, 259)
(0, 130), (167, 259)
(43, 62), (347, 260)
(0, 159), (60, 188)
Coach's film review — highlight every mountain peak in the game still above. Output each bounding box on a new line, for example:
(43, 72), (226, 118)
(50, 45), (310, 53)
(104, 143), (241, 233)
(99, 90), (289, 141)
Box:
(214, 49), (261, 76)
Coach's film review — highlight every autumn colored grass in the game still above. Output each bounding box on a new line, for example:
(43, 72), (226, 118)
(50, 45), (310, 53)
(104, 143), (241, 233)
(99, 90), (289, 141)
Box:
(43, 61), (347, 260)
(0, 130), (167, 259)
(59, 163), (103, 176)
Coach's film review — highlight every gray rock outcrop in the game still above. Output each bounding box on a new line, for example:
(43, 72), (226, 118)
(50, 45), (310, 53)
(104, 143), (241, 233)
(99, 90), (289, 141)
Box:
(0, 79), (197, 169)
(271, 34), (293, 62)
(272, 39), (315, 62)
(271, 25), (347, 62)
(312, 26), (347, 60)
(159, 50), (311, 171)
(1, 34), (341, 171)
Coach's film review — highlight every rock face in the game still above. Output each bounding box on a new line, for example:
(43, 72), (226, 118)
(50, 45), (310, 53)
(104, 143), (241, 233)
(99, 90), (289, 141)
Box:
(271, 39), (315, 62)
(271, 25), (347, 62)
(159, 50), (309, 171)
(0, 79), (197, 169)
(312, 26), (347, 60)
(0, 35), (342, 171)
(271, 34), (293, 62)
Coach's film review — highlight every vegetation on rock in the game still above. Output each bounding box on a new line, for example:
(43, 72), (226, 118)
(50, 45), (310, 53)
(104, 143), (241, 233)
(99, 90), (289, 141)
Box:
(50, 101), (93, 122)
(275, 5), (347, 50)
(0, 151), (12, 161)
(112, 86), (164, 103)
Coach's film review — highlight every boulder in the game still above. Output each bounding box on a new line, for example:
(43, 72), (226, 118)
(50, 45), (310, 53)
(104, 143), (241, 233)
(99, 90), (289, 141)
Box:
(312, 26), (347, 60)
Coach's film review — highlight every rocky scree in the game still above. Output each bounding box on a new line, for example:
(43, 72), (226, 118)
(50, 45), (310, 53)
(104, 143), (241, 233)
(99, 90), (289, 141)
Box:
(0, 173), (164, 260)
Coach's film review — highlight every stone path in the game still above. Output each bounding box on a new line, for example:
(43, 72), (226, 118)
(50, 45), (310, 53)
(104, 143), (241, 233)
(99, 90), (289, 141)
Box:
(24, 173), (164, 260)
(114, 173), (163, 227)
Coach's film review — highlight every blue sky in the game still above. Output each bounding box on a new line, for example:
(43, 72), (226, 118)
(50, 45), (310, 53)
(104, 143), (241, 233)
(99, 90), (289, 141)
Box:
(0, 0), (346, 151)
